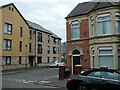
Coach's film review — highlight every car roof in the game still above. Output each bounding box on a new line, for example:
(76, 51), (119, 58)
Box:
(81, 68), (120, 75)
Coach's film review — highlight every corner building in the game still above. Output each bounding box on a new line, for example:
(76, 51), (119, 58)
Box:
(65, 1), (120, 74)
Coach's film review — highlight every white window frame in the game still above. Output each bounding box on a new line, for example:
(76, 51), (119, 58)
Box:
(97, 13), (112, 36)
(116, 13), (120, 34)
(91, 48), (95, 68)
(71, 21), (80, 40)
(98, 47), (114, 68)
(90, 16), (94, 37)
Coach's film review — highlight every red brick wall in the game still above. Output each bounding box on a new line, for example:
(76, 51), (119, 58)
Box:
(66, 19), (90, 69)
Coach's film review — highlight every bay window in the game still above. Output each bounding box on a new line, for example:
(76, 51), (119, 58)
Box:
(97, 14), (112, 36)
(98, 48), (114, 69)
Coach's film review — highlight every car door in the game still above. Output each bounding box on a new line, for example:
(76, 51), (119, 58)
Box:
(86, 71), (106, 90)
(101, 71), (120, 90)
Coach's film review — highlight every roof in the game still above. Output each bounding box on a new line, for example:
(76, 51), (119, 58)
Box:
(27, 20), (61, 39)
(0, 3), (29, 26)
(65, 1), (120, 19)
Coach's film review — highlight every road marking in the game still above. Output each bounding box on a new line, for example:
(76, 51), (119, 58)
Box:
(7, 78), (34, 84)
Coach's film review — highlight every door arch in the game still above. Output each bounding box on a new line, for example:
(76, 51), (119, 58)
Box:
(72, 49), (81, 74)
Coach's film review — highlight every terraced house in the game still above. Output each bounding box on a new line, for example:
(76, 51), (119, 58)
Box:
(65, 0), (120, 74)
(0, 3), (61, 70)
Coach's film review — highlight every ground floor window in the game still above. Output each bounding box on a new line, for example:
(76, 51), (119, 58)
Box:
(118, 48), (120, 69)
(19, 57), (22, 64)
(91, 48), (95, 68)
(37, 57), (42, 64)
(53, 57), (56, 61)
(47, 57), (50, 63)
(98, 48), (114, 69)
(2, 56), (11, 65)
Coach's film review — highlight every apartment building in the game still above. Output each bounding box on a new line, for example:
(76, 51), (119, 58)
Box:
(65, 1), (120, 74)
(0, 3), (29, 70)
(0, 3), (61, 70)
(27, 21), (61, 67)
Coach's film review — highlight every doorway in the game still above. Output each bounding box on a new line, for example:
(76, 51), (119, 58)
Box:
(73, 56), (80, 74)
(72, 49), (81, 74)
(29, 56), (34, 66)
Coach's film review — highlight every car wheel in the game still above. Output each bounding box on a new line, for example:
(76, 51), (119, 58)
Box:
(78, 85), (88, 90)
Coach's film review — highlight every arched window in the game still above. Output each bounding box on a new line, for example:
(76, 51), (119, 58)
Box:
(71, 21), (80, 40)
(72, 49), (80, 54)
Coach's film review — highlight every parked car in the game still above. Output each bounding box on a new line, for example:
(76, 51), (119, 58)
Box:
(49, 60), (65, 68)
(66, 69), (120, 90)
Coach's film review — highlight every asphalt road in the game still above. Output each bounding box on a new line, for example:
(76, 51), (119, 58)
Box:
(2, 67), (67, 89)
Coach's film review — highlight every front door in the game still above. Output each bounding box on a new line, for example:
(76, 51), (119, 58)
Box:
(29, 56), (34, 66)
(73, 56), (80, 74)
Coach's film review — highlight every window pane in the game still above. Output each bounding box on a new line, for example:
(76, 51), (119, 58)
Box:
(97, 22), (103, 35)
(97, 14), (111, 35)
(2, 57), (6, 65)
(103, 21), (111, 34)
(71, 21), (80, 39)
(4, 24), (7, 33)
(99, 49), (113, 54)
(99, 56), (114, 69)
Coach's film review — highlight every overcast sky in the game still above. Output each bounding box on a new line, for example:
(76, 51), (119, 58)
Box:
(1, 0), (91, 42)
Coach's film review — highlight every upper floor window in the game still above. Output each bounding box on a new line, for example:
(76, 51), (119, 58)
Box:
(4, 39), (12, 51)
(116, 13), (120, 34)
(48, 35), (50, 43)
(90, 16), (94, 37)
(71, 21), (80, 40)
(53, 38), (57, 44)
(4, 23), (12, 34)
(97, 14), (112, 36)
(29, 30), (32, 39)
(38, 32), (42, 42)
(20, 27), (23, 37)
(29, 43), (32, 52)
(19, 41), (22, 52)
(53, 47), (56, 54)
(38, 44), (42, 54)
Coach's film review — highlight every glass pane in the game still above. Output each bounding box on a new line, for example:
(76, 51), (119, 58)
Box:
(99, 49), (113, 54)
(4, 24), (7, 33)
(118, 56), (120, 69)
(87, 71), (100, 78)
(4, 40), (7, 49)
(7, 57), (10, 64)
(2, 57), (6, 65)
(99, 56), (114, 69)
(97, 22), (103, 35)
(116, 21), (120, 33)
(108, 72), (120, 80)
(103, 21), (111, 34)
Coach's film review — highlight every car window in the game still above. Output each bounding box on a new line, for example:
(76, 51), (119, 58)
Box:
(100, 71), (120, 81)
(87, 71), (101, 78)
(108, 72), (120, 80)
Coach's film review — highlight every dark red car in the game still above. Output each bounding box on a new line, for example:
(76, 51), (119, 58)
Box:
(66, 69), (120, 90)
